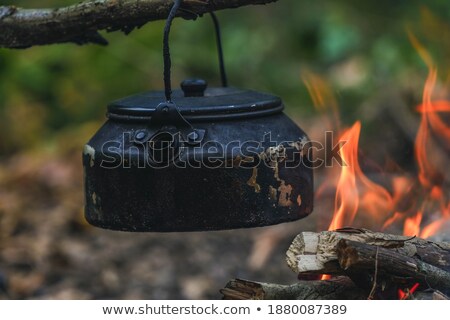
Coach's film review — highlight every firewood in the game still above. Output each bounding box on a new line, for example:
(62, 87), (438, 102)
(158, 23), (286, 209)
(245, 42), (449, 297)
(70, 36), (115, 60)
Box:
(220, 277), (367, 300)
(286, 228), (450, 276)
(337, 239), (450, 293)
(285, 228), (450, 295)
(221, 228), (450, 299)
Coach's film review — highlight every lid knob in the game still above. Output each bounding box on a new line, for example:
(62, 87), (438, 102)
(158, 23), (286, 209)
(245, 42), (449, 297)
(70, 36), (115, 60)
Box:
(181, 79), (207, 97)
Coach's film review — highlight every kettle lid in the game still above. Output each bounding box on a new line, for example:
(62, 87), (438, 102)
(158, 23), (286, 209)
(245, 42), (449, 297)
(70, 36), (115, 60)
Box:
(107, 79), (283, 122)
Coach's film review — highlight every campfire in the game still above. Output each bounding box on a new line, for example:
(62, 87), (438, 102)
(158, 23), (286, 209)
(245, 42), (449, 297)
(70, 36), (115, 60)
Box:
(221, 31), (450, 300)
(314, 31), (449, 241)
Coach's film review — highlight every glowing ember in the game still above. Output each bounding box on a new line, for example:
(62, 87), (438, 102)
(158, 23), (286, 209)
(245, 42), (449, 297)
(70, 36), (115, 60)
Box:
(398, 283), (420, 300)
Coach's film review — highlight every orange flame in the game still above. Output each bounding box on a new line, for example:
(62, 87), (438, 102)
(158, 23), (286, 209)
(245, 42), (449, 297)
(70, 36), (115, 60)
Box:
(302, 72), (340, 131)
(382, 212), (404, 231)
(328, 122), (361, 230)
(421, 217), (446, 238)
(381, 31), (449, 238)
(306, 29), (448, 244)
(403, 212), (423, 237)
(306, 19), (449, 297)
(415, 67), (442, 189)
(417, 101), (450, 113)
(407, 31), (450, 238)
(328, 122), (393, 230)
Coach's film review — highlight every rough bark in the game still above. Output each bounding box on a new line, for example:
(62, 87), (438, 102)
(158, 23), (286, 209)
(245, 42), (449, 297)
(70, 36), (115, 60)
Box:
(221, 229), (450, 299)
(286, 228), (450, 275)
(0, 0), (278, 49)
(285, 228), (450, 296)
(337, 239), (450, 293)
(220, 277), (367, 300)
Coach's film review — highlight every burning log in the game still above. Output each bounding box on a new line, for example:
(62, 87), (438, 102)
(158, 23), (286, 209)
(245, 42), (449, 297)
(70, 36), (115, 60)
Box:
(221, 277), (367, 300)
(337, 239), (450, 292)
(220, 228), (450, 300)
(221, 278), (450, 300)
(286, 228), (450, 296)
(286, 228), (450, 274)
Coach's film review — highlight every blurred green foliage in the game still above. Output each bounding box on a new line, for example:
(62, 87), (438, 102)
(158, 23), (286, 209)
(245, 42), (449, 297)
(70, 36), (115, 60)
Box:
(1, 0), (450, 155)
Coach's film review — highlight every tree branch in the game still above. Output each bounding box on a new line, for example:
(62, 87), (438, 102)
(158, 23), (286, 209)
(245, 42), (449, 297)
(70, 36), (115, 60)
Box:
(0, 0), (278, 49)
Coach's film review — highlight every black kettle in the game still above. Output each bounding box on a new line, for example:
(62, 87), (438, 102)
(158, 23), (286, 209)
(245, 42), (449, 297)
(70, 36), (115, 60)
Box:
(83, 2), (313, 232)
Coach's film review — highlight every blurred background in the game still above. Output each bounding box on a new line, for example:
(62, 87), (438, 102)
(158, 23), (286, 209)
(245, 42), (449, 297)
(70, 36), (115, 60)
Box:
(0, 0), (449, 299)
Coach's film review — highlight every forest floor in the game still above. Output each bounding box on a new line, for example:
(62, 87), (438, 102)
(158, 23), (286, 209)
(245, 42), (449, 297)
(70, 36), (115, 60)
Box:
(0, 146), (324, 299)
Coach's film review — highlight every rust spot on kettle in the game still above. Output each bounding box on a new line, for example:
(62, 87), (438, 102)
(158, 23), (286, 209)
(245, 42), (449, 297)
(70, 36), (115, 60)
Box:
(83, 144), (96, 167)
(257, 144), (293, 206)
(278, 181), (293, 207)
(260, 144), (286, 182)
(269, 185), (277, 200)
(92, 192), (98, 205)
(247, 167), (261, 193)
(228, 155), (242, 167)
(263, 144), (286, 165)
(90, 191), (102, 219)
(289, 136), (309, 156)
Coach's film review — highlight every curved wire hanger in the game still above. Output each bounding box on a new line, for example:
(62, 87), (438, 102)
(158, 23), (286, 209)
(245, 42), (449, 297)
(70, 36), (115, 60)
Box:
(162, 0), (228, 102)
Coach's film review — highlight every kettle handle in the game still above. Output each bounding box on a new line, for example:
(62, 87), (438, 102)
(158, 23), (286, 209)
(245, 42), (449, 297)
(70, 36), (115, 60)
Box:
(162, 0), (228, 102)
(210, 12), (228, 88)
